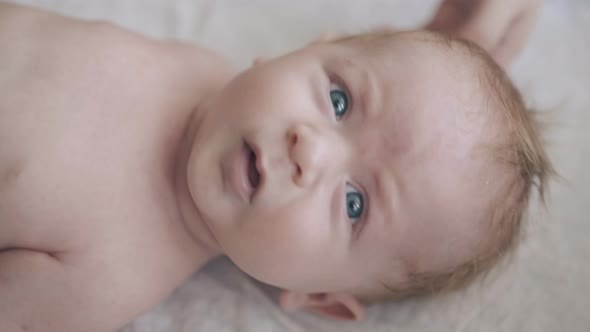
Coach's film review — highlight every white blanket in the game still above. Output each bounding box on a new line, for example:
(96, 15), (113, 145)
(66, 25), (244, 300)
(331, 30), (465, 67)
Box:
(8, 1), (590, 331)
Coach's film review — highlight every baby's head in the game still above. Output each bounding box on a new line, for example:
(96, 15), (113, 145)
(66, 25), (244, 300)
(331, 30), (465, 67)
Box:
(186, 30), (552, 319)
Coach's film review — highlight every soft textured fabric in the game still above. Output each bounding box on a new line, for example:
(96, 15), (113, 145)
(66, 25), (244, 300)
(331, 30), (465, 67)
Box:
(8, 1), (589, 331)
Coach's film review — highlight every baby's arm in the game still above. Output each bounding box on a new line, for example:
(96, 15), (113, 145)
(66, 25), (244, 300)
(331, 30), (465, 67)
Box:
(426, 0), (542, 67)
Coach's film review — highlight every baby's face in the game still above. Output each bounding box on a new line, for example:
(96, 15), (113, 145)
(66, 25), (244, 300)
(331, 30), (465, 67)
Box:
(187, 32), (496, 295)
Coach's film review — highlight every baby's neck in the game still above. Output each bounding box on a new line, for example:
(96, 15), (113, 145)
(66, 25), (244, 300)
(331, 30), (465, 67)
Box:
(171, 103), (222, 268)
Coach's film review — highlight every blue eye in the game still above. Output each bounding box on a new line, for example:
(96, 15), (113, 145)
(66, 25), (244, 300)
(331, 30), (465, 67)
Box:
(346, 184), (364, 223)
(330, 83), (349, 120)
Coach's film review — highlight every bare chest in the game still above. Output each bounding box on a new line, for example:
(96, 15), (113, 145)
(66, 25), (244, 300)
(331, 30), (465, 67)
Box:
(0, 91), (206, 304)
(0, 32), (202, 277)
(0, 11), (232, 323)
(1, 91), (185, 256)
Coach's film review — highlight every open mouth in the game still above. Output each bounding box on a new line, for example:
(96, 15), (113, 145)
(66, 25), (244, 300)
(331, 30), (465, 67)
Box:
(245, 142), (260, 193)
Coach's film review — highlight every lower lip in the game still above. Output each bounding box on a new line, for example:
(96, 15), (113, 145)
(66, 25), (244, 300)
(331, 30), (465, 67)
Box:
(228, 141), (254, 203)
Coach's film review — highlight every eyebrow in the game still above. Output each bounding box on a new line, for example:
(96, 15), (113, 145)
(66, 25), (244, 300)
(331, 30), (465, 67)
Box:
(359, 69), (394, 240)
(332, 54), (391, 241)
(361, 67), (379, 119)
(334, 54), (380, 118)
(374, 169), (392, 228)
(364, 173), (378, 241)
(357, 87), (386, 242)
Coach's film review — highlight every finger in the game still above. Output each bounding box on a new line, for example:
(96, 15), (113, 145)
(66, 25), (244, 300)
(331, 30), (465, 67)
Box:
(493, 4), (541, 67)
(457, 1), (519, 52)
(426, 2), (460, 31)
(427, 0), (476, 32)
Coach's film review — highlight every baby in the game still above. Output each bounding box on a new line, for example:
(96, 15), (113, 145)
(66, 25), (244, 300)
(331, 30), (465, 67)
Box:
(0, 1), (551, 331)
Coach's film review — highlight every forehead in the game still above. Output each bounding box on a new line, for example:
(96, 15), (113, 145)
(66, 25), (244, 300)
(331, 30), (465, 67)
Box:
(335, 35), (498, 277)
(332, 33), (487, 142)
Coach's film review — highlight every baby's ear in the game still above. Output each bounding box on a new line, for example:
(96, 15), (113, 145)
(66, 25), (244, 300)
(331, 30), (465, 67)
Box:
(278, 289), (365, 321)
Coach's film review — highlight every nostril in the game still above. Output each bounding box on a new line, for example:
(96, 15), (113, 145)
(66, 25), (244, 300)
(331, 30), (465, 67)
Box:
(290, 132), (298, 146)
(296, 164), (302, 176)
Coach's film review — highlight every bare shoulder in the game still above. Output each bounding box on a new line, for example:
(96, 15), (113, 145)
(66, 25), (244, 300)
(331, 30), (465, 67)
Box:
(0, 2), (235, 96)
(155, 38), (237, 95)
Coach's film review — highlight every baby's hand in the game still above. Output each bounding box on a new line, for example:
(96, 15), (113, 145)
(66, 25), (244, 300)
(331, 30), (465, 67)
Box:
(426, 0), (542, 67)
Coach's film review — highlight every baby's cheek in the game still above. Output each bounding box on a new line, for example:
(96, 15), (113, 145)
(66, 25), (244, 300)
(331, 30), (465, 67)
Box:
(243, 207), (332, 279)
(255, 207), (323, 255)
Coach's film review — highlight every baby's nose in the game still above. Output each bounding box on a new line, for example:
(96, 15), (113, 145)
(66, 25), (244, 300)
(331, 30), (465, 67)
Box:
(287, 123), (338, 188)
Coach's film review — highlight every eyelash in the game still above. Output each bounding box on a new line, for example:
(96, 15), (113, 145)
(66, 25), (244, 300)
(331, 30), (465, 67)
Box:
(328, 76), (367, 237)
(347, 184), (367, 237)
(329, 76), (353, 121)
